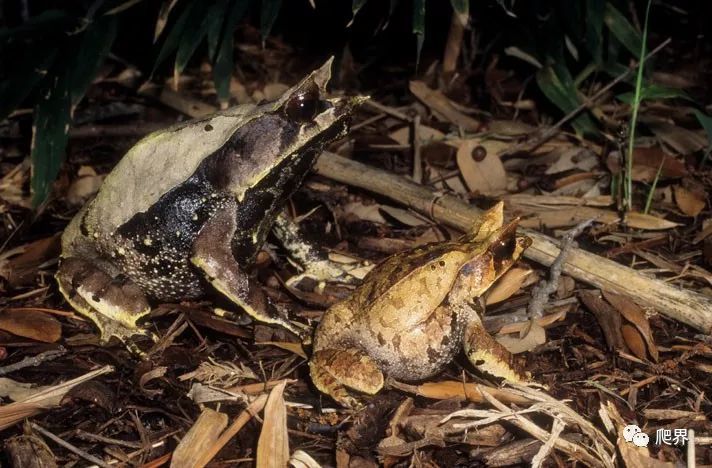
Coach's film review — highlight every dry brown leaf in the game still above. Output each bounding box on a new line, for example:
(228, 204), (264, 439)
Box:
(171, 408), (228, 468)
(673, 185), (705, 216)
(340, 201), (387, 224)
(693, 218), (712, 244)
(496, 322), (546, 354)
(0, 366), (113, 431)
(515, 206), (679, 230)
(607, 147), (687, 182)
(388, 125), (445, 147)
(454, 139), (507, 195)
(485, 267), (533, 305)
(256, 381), (289, 468)
(0, 235), (61, 287)
(0, 310), (61, 343)
(579, 290), (627, 353)
(621, 324), (647, 360)
(648, 120), (708, 155)
(409, 81), (481, 131)
(258, 341), (307, 359)
(603, 291), (658, 362)
(406, 381), (531, 405)
(263, 83), (290, 101)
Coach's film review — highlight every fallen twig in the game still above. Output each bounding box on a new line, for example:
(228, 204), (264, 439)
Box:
(0, 347), (67, 376)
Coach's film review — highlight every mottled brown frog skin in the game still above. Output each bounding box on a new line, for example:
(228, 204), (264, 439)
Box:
(309, 202), (532, 408)
(56, 59), (364, 344)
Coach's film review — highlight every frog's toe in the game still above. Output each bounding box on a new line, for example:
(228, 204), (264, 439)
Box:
(286, 259), (370, 288)
(464, 319), (530, 383)
(309, 348), (384, 408)
(56, 257), (151, 344)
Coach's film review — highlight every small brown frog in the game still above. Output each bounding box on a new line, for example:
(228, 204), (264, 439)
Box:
(309, 202), (532, 408)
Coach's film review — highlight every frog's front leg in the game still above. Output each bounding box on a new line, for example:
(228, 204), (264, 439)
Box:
(459, 302), (529, 383)
(191, 201), (309, 340)
(55, 257), (152, 344)
(273, 213), (365, 287)
(309, 347), (384, 408)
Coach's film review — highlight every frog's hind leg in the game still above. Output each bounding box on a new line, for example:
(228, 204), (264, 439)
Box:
(309, 348), (384, 408)
(55, 257), (151, 343)
(190, 201), (308, 341)
(460, 303), (529, 383)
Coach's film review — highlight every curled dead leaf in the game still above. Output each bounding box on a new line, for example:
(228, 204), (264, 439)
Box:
(673, 185), (705, 217)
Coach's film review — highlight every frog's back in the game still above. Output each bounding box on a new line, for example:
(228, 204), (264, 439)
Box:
(82, 105), (259, 237)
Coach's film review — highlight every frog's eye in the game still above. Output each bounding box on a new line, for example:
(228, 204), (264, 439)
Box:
(489, 232), (516, 266)
(284, 83), (323, 123)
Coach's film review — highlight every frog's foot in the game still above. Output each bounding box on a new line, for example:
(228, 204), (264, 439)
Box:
(273, 213), (366, 287)
(285, 258), (367, 288)
(191, 202), (309, 342)
(309, 348), (384, 409)
(463, 314), (530, 383)
(56, 257), (151, 344)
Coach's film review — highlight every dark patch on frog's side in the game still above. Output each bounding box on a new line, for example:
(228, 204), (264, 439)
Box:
(99, 109), (347, 301)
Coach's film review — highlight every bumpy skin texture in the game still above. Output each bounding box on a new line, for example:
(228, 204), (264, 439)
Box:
(309, 202), (532, 408)
(57, 59), (364, 343)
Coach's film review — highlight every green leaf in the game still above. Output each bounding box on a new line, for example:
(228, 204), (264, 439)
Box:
(214, 0), (249, 104)
(604, 2), (642, 57)
(0, 47), (57, 120)
(31, 72), (71, 207)
(351, 0), (369, 25)
(174, 2), (211, 79)
(30, 17), (117, 207)
(412, 0), (425, 70)
(536, 64), (597, 136)
(584, 0), (604, 63)
(206, 0), (231, 61)
(0, 10), (73, 41)
(260, 0), (282, 43)
(616, 84), (691, 104)
(693, 110), (712, 146)
(152, 1), (200, 76)
(68, 17), (117, 105)
(449, 0), (468, 16)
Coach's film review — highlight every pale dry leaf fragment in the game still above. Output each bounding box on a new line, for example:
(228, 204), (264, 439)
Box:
(496, 322), (546, 354)
(0, 365), (113, 431)
(388, 125), (445, 147)
(256, 380), (289, 468)
(171, 408), (228, 468)
(486, 267), (533, 305)
(289, 450), (322, 468)
(454, 139), (507, 195)
(340, 201), (387, 224)
(379, 205), (430, 227)
(409, 81), (481, 131)
(673, 185), (706, 217)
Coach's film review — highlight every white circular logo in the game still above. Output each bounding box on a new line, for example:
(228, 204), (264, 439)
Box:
(623, 424), (641, 442)
(632, 432), (649, 447)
